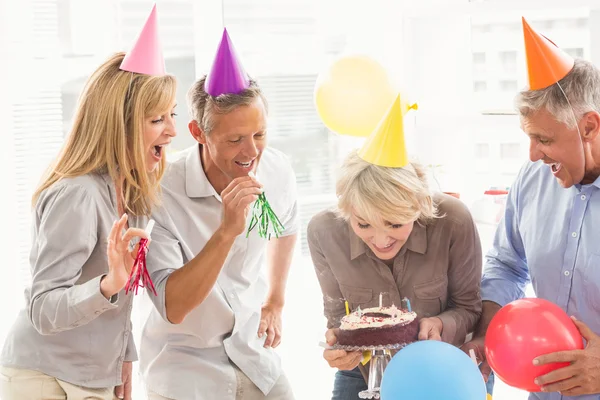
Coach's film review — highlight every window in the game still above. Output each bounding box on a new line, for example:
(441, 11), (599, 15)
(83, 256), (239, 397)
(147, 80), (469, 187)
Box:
(472, 24), (491, 34)
(473, 80), (487, 92)
(557, 17), (588, 29)
(491, 22), (520, 33)
(564, 47), (584, 58)
(538, 19), (556, 30)
(475, 143), (490, 158)
(472, 52), (486, 74)
(499, 51), (517, 73)
(473, 52), (486, 64)
(500, 143), (521, 159)
(500, 80), (518, 92)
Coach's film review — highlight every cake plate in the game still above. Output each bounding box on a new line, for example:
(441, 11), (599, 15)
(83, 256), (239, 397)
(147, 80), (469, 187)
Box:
(331, 343), (408, 399)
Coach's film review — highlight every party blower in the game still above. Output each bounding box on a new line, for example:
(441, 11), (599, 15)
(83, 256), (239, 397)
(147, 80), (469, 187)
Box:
(246, 171), (284, 239)
(125, 219), (157, 296)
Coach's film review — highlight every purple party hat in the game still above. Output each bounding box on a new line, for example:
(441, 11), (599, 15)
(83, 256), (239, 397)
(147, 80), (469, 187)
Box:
(204, 28), (250, 96)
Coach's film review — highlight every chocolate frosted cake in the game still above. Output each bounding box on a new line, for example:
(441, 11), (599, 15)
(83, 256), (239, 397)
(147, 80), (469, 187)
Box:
(337, 305), (418, 347)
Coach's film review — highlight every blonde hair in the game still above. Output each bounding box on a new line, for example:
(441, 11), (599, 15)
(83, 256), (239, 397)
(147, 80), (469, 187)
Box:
(336, 151), (438, 227)
(187, 75), (268, 134)
(33, 52), (177, 216)
(516, 59), (600, 129)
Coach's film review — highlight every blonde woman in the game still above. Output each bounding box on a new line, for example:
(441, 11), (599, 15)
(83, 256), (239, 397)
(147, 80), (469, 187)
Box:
(307, 151), (482, 400)
(0, 52), (177, 400)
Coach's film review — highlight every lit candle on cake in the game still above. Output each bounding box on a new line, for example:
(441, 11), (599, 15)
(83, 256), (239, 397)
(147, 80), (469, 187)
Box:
(379, 293), (383, 308)
(402, 297), (412, 312)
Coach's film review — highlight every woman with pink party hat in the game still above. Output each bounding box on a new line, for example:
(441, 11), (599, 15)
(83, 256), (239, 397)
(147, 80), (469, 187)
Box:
(0, 5), (177, 400)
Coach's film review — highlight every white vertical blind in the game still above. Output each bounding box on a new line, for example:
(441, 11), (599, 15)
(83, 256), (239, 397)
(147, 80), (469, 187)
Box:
(0, 0), (21, 348)
(1, 0), (64, 347)
(13, 90), (65, 290)
(14, 1), (64, 291)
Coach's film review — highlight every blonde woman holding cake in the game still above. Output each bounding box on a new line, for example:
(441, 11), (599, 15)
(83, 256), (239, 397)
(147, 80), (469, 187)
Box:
(307, 96), (483, 400)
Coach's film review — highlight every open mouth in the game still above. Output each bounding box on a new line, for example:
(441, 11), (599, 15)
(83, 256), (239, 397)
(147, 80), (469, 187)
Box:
(235, 159), (254, 170)
(372, 241), (396, 252)
(551, 162), (562, 174)
(151, 144), (167, 161)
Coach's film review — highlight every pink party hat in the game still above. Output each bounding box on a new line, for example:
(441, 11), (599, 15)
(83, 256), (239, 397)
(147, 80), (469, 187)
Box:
(204, 28), (250, 96)
(120, 4), (166, 76)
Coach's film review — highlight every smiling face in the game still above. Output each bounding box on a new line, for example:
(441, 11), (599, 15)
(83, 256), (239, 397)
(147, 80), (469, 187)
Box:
(516, 59), (600, 188)
(335, 153), (436, 261)
(192, 98), (268, 192)
(522, 108), (600, 187)
(349, 212), (415, 261)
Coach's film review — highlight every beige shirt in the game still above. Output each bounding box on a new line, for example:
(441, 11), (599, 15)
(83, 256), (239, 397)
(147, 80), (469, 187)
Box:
(139, 145), (298, 400)
(307, 193), (482, 346)
(1, 173), (142, 388)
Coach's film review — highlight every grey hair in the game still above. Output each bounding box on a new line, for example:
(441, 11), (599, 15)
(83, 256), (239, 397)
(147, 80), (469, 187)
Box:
(515, 59), (600, 129)
(187, 75), (268, 134)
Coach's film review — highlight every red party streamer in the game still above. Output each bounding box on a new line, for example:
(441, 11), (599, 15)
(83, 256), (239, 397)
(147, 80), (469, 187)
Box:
(125, 220), (157, 296)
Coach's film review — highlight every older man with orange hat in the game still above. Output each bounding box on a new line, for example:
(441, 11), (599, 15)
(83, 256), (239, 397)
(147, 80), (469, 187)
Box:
(462, 17), (600, 400)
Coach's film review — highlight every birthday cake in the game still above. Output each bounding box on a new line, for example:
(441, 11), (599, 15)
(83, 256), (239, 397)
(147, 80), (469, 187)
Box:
(337, 305), (418, 347)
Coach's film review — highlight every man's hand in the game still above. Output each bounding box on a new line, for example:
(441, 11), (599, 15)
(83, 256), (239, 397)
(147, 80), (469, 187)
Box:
(220, 176), (263, 239)
(114, 361), (132, 400)
(534, 317), (600, 396)
(418, 317), (443, 341)
(461, 336), (492, 382)
(460, 300), (500, 383)
(322, 328), (363, 371)
(258, 303), (283, 348)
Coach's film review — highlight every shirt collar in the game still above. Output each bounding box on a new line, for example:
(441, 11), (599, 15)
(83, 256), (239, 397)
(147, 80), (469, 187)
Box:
(349, 221), (428, 260)
(574, 177), (600, 193)
(591, 175), (600, 190)
(185, 144), (219, 199)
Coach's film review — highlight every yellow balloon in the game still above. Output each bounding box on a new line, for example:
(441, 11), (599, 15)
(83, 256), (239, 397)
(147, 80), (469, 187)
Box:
(314, 55), (398, 137)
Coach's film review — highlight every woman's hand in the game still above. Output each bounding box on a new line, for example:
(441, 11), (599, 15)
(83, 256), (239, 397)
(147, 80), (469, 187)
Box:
(322, 328), (363, 370)
(418, 317), (443, 341)
(101, 214), (149, 298)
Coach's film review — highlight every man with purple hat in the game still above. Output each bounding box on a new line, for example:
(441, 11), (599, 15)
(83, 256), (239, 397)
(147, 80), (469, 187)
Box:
(139, 28), (298, 400)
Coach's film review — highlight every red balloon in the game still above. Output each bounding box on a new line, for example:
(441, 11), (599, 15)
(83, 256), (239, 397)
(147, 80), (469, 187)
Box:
(485, 298), (584, 392)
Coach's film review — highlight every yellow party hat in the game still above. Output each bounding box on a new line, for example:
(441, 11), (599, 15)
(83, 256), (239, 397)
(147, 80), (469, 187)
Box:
(358, 94), (413, 168)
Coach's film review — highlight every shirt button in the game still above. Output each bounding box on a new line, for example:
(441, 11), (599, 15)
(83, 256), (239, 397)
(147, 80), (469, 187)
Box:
(572, 232), (578, 238)
(581, 194), (587, 200)
(230, 293), (235, 299)
(124, 331), (129, 338)
(95, 311), (101, 315)
(565, 271), (571, 276)
(228, 389), (233, 394)
(119, 356), (124, 361)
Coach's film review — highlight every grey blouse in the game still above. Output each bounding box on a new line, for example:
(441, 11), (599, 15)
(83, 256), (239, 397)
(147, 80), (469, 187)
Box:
(0, 172), (144, 388)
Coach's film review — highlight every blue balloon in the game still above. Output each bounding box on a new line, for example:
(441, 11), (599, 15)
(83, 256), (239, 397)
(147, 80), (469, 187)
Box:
(380, 340), (486, 400)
